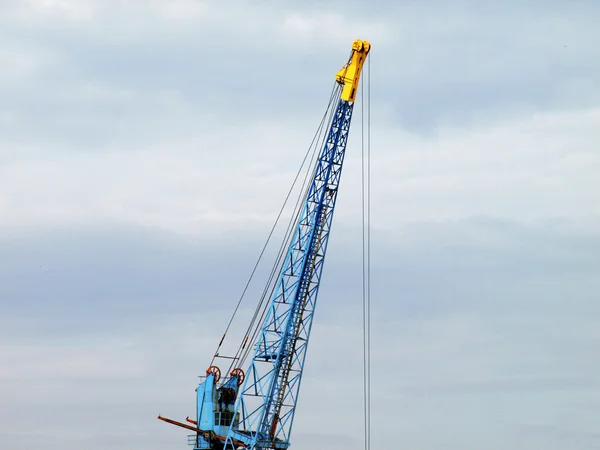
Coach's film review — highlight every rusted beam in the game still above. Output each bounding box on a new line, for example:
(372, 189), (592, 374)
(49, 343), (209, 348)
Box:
(158, 415), (199, 433)
(157, 415), (245, 447)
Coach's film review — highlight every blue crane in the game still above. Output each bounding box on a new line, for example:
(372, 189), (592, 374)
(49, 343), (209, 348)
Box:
(159, 38), (371, 450)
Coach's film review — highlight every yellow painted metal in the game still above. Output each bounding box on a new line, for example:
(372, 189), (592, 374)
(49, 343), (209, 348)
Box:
(336, 39), (371, 102)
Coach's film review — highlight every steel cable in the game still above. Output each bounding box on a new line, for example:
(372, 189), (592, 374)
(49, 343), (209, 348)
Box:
(361, 51), (372, 450)
(210, 83), (341, 375)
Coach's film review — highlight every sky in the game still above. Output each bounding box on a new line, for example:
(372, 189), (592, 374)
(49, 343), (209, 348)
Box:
(1, 0), (600, 449)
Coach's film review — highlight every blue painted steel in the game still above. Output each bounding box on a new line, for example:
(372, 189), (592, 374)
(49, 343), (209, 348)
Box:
(194, 375), (215, 449)
(223, 97), (356, 449)
(198, 375), (215, 430)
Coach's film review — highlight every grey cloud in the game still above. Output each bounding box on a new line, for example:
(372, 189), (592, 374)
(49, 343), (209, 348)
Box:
(0, 224), (258, 329)
(2, 216), (598, 327)
(1, 0), (599, 150)
(1, 1), (600, 449)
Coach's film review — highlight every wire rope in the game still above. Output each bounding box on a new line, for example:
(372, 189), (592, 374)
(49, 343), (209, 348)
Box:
(210, 83), (341, 374)
(233, 85), (341, 373)
(361, 50), (372, 450)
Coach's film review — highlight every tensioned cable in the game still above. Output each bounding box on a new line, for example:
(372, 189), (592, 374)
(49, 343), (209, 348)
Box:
(361, 51), (372, 450)
(367, 51), (372, 450)
(214, 83), (338, 369)
(361, 64), (367, 450)
(212, 83), (341, 372)
(231, 85), (341, 374)
(216, 50), (352, 373)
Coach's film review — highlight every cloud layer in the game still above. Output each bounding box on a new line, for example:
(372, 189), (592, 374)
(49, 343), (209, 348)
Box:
(1, 1), (599, 449)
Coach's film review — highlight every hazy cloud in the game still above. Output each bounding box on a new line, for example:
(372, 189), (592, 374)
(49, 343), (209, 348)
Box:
(1, 0), (599, 449)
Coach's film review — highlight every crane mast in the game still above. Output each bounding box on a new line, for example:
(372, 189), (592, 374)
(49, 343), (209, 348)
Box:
(159, 39), (370, 450)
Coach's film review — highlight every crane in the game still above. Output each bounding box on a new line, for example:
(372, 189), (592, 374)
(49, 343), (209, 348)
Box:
(159, 38), (371, 450)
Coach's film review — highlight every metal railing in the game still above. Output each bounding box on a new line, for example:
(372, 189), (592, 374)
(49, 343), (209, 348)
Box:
(187, 434), (198, 446)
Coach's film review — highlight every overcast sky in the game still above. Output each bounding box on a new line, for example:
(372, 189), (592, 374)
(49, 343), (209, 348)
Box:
(1, 1), (600, 449)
